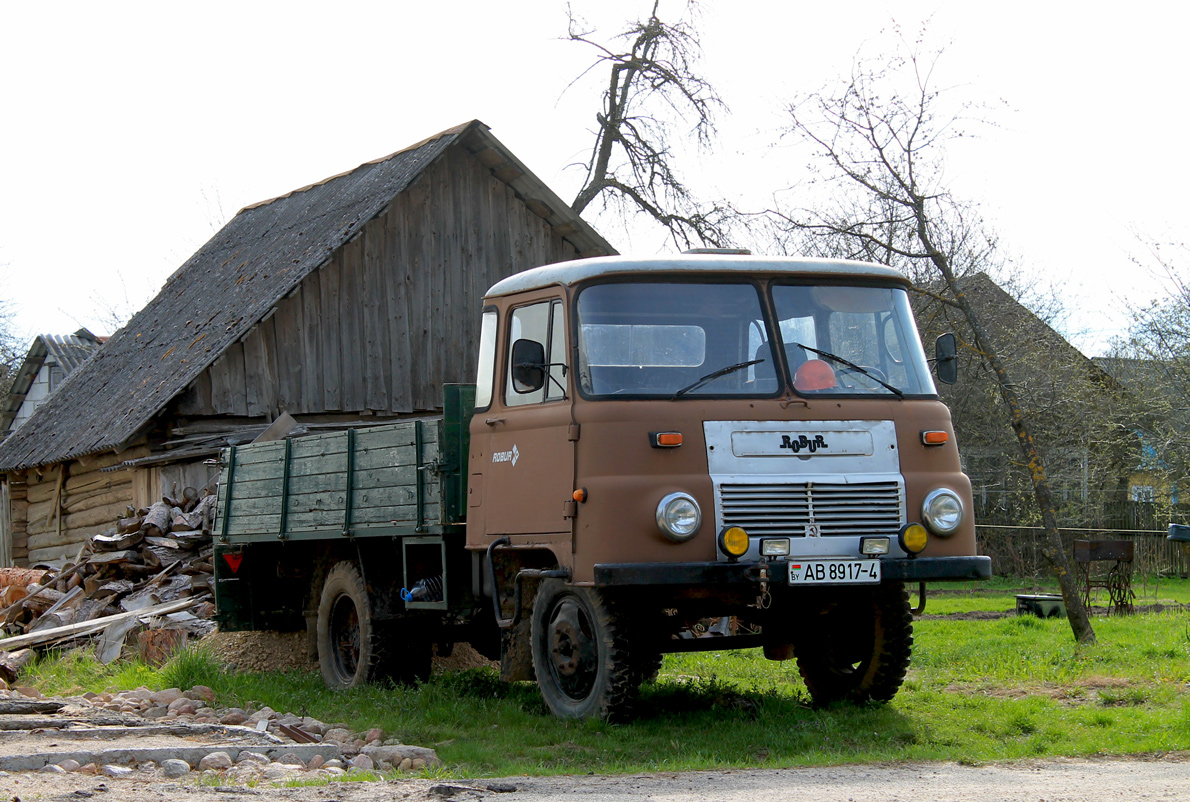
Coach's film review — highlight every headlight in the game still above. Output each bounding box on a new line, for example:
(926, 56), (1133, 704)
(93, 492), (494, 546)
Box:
(656, 492), (701, 541)
(921, 488), (964, 536)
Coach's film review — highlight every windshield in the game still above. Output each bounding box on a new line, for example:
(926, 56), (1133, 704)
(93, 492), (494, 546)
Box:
(576, 282), (778, 398)
(771, 284), (935, 396)
(574, 280), (935, 398)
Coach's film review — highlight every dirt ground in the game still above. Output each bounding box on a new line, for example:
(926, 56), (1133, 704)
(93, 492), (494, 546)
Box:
(4, 753), (1189, 801)
(200, 631), (496, 674)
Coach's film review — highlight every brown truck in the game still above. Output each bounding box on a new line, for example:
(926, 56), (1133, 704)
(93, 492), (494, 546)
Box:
(213, 252), (990, 720)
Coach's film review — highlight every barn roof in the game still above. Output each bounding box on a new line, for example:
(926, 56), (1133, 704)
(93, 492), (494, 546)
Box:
(0, 120), (612, 472)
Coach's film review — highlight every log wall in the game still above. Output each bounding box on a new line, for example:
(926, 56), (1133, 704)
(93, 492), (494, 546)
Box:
(13, 446), (148, 565)
(177, 145), (578, 420)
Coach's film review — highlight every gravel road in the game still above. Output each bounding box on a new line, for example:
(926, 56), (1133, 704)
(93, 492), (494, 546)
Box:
(5, 754), (1188, 802)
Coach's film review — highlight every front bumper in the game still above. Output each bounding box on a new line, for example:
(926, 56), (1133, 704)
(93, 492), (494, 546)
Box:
(593, 555), (991, 587)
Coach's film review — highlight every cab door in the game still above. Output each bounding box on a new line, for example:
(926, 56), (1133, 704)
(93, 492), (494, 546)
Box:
(468, 297), (575, 539)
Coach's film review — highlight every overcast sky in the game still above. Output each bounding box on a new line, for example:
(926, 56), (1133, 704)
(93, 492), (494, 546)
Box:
(2, 1), (1185, 356)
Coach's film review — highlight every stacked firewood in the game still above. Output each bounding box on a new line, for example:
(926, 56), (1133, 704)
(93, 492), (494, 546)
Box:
(0, 488), (219, 662)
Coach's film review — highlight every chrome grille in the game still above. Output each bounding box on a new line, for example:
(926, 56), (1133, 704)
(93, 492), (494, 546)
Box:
(719, 481), (904, 537)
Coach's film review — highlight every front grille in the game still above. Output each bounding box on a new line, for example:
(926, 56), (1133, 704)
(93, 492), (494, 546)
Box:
(719, 481), (904, 537)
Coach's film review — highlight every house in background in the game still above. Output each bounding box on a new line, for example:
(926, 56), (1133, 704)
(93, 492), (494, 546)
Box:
(912, 273), (1133, 528)
(0, 120), (614, 567)
(0, 329), (105, 438)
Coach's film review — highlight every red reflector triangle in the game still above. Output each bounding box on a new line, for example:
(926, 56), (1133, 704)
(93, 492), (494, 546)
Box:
(224, 553), (243, 574)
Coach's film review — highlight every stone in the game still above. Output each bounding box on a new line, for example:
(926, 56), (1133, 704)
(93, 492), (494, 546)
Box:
(350, 754), (374, 771)
(102, 765), (134, 778)
(246, 706), (276, 723)
(352, 738), (366, 752)
(307, 754), (325, 770)
(198, 751), (233, 771)
(58, 759), (81, 772)
(38, 763), (67, 773)
(143, 706), (169, 718)
(237, 751), (270, 765)
(79, 763), (99, 775)
(196, 707), (216, 717)
(168, 698), (198, 716)
(150, 687), (184, 705)
(300, 717), (329, 735)
(277, 753), (306, 766)
(16, 686), (43, 698)
(364, 727), (384, 743)
(322, 766), (347, 777)
(411, 758), (426, 770)
(362, 744), (442, 768)
(262, 763), (295, 780)
(277, 713), (304, 728)
(161, 759), (191, 778)
(323, 759), (345, 770)
(324, 727), (353, 744)
(220, 710), (248, 725)
(186, 685), (215, 703)
(398, 758), (413, 772)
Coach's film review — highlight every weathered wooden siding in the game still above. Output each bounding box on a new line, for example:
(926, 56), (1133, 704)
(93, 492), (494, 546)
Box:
(17, 447), (147, 565)
(182, 144), (579, 420)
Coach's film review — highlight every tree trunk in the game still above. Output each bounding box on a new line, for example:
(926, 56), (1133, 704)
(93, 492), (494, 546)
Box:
(917, 206), (1095, 643)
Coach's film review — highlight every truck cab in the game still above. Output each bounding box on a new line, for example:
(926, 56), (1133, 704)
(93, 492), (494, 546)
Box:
(468, 252), (989, 718)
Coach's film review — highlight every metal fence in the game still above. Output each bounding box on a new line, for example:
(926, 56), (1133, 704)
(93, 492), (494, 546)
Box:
(973, 495), (1190, 579)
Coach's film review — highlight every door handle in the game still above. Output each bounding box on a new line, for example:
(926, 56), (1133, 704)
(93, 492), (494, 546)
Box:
(484, 417), (506, 426)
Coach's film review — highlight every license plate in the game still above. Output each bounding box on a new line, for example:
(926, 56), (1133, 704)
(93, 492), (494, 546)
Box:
(788, 559), (881, 585)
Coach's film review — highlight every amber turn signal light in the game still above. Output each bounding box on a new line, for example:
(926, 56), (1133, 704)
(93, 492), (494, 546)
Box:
(650, 431), (683, 448)
(573, 488), (587, 503)
(899, 523), (929, 554)
(921, 430), (949, 446)
(719, 526), (750, 560)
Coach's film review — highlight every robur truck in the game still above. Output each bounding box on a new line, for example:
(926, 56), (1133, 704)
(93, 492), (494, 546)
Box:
(213, 252), (991, 720)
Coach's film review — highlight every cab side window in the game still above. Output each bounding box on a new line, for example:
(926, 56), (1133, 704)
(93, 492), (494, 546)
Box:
(505, 300), (567, 406)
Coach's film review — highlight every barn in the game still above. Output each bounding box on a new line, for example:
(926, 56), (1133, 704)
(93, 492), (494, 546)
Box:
(0, 120), (614, 567)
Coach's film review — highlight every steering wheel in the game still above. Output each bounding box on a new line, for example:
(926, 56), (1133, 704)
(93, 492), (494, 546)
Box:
(837, 366), (888, 387)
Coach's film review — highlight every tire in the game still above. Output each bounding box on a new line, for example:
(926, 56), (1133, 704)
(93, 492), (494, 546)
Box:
(316, 562), (431, 689)
(793, 581), (913, 705)
(530, 579), (640, 720)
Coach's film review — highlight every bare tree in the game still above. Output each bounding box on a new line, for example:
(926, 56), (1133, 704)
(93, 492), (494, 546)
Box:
(767, 40), (1096, 642)
(566, 1), (732, 248)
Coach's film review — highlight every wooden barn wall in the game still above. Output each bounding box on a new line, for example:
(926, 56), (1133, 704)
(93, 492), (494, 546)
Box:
(182, 145), (579, 419)
(15, 447), (148, 565)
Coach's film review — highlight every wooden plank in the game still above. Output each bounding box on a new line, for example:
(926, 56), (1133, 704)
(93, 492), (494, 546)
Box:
(406, 174), (434, 411)
(273, 291), (304, 413)
(208, 350), (235, 415)
(0, 597), (202, 652)
(386, 202), (413, 414)
(320, 259), (342, 411)
(301, 270), (323, 415)
(242, 324), (271, 418)
(176, 370), (214, 416)
(339, 237), (366, 411)
(362, 219), (391, 411)
(256, 314), (281, 420)
(228, 342), (250, 416)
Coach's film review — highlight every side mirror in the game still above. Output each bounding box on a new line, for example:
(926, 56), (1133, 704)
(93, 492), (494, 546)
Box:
(511, 339), (547, 393)
(934, 333), (958, 385)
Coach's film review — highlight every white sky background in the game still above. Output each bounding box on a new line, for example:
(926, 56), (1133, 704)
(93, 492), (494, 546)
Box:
(1, 1), (1185, 356)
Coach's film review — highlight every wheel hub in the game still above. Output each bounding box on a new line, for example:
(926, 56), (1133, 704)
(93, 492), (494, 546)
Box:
(546, 598), (597, 699)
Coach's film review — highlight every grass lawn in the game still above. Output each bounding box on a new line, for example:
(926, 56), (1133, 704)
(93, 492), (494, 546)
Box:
(20, 577), (1190, 777)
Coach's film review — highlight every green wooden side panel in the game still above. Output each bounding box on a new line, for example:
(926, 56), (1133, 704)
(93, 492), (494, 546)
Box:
(215, 410), (463, 544)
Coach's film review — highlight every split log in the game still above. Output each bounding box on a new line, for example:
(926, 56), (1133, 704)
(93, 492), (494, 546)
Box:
(0, 699), (65, 714)
(0, 648), (35, 683)
(139, 502), (171, 537)
(0, 568), (47, 589)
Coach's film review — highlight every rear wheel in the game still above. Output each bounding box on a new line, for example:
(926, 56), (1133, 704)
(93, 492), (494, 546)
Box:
(316, 562), (430, 688)
(793, 581), (913, 705)
(530, 579), (640, 720)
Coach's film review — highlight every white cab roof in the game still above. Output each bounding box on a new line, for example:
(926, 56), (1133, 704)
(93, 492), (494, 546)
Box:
(484, 254), (911, 298)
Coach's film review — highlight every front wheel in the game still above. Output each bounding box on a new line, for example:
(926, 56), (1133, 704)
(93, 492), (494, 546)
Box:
(793, 581), (913, 705)
(530, 579), (640, 720)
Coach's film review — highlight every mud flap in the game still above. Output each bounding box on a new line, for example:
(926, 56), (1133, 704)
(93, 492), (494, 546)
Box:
(500, 618), (536, 682)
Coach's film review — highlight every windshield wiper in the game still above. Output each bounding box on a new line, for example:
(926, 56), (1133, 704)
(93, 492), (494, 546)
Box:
(794, 343), (903, 397)
(672, 359), (765, 399)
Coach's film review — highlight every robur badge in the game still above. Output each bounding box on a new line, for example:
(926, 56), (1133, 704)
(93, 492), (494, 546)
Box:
(492, 444), (520, 466)
(780, 434), (828, 453)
